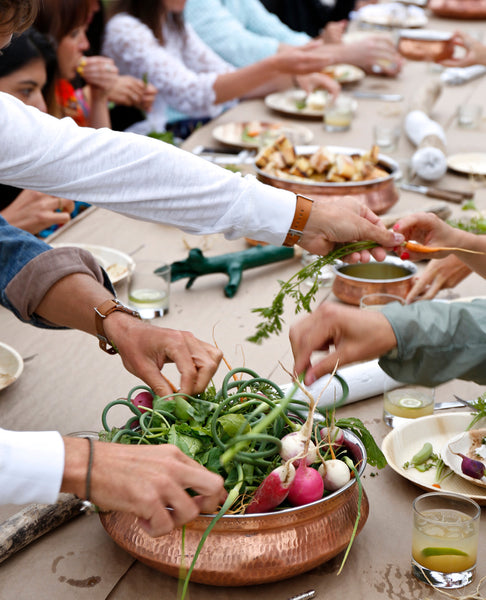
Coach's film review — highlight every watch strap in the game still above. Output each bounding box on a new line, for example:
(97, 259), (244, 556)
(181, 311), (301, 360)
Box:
(282, 194), (314, 247)
(94, 298), (141, 355)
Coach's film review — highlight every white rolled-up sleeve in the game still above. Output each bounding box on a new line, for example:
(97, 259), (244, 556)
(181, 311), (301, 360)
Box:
(0, 429), (64, 505)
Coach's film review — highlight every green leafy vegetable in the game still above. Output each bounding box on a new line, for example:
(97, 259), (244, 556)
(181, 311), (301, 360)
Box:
(466, 392), (486, 430)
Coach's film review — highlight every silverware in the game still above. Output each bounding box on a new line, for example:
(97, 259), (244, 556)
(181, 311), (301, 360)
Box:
(453, 394), (476, 409)
(287, 592), (316, 600)
(400, 182), (473, 204)
(192, 145), (256, 165)
(352, 91), (403, 102)
(434, 396), (475, 411)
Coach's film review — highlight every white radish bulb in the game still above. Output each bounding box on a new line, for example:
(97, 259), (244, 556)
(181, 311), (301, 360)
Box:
(319, 459), (351, 492)
(280, 431), (317, 465)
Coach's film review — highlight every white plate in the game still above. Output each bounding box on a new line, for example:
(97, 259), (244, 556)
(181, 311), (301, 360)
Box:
(382, 412), (486, 504)
(357, 2), (428, 27)
(442, 429), (486, 489)
(0, 342), (24, 392)
(447, 153), (486, 176)
(265, 89), (357, 118)
(322, 64), (366, 84)
(212, 121), (313, 149)
(51, 243), (135, 284)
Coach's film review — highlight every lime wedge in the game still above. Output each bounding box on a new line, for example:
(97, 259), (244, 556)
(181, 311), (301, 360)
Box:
(399, 397), (422, 408)
(422, 547), (468, 557)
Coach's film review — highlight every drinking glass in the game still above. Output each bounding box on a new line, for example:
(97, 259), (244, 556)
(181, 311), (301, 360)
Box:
(383, 385), (435, 427)
(457, 104), (483, 130)
(372, 124), (401, 153)
(323, 96), (354, 132)
(412, 492), (480, 588)
(127, 260), (171, 319)
(360, 293), (405, 311)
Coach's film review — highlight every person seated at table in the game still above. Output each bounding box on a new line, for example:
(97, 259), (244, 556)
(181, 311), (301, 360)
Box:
(34, 0), (118, 128)
(289, 212), (486, 388)
(76, 0), (158, 132)
(0, 28), (79, 237)
(101, 0), (341, 137)
(183, 0), (402, 75)
(439, 31), (486, 68)
(0, 216), (225, 530)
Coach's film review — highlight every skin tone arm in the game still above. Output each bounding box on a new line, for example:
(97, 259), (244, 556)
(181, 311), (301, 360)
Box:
(405, 254), (472, 303)
(108, 75), (157, 112)
(0, 191), (74, 234)
(440, 31), (486, 68)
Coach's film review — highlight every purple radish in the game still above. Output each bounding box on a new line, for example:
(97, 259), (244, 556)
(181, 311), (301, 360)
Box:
(456, 452), (486, 480)
(287, 461), (324, 506)
(245, 463), (296, 514)
(319, 459), (351, 492)
(132, 391), (153, 413)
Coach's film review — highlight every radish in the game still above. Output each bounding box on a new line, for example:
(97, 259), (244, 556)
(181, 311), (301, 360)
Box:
(319, 459), (351, 492)
(287, 461), (324, 506)
(320, 426), (345, 450)
(245, 462), (296, 514)
(132, 390), (153, 413)
(280, 431), (317, 465)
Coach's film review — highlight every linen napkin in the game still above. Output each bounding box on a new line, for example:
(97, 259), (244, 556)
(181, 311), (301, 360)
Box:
(441, 65), (486, 86)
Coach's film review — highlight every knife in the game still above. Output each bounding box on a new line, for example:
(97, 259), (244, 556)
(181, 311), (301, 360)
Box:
(352, 91), (403, 102)
(400, 182), (473, 204)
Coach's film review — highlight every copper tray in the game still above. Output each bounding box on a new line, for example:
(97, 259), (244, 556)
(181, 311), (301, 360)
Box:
(428, 0), (486, 18)
(100, 430), (369, 586)
(256, 145), (400, 216)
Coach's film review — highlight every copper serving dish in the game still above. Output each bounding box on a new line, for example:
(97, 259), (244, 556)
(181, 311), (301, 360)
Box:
(100, 430), (369, 587)
(256, 145), (400, 216)
(332, 256), (417, 305)
(429, 0), (486, 18)
(398, 29), (454, 61)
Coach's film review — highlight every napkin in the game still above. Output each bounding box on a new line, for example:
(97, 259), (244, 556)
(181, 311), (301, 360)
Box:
(405, 110), (448, 181)
(441, 65), (486, 86)
(281, 359), (403, 410)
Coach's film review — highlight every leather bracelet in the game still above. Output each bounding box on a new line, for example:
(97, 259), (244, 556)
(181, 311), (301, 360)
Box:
(84, 437), (94, 503)
(94, 298), (141, 355)
(282, 194), (314, 247)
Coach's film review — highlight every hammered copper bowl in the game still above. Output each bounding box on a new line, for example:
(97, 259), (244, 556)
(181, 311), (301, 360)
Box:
(429, 0), (486, 18)
(255, 145), (400, 216)
(332, 256), (417, 306)
(99, 430), (369, 587)
(398, 29), (454, 62)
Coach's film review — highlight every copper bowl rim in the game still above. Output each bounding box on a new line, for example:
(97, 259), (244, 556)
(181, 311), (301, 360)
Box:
(255, 145), (401, 189)
(332, 256), (417, 284)
(189, 428), (367, 520)
(398, 28), (453, 41)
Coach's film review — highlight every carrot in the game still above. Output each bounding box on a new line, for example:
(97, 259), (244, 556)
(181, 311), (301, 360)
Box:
(432, 483), (441, 489)
(404, 240), (485, 255)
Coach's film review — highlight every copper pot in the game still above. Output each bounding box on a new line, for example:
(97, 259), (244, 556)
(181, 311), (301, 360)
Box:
(398, 29), (454, 62)
(332, 256), (417, 305)
(256, 145), (400, 215)
(99, 430), (369, 586)
(429, 0), (486, 18)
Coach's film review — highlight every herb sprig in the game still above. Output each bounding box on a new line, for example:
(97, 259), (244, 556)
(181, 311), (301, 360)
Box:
(248, 241), (379, 344)
(466, 392), (486, 430)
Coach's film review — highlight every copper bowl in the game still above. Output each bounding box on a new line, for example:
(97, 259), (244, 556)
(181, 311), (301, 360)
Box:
(99, 429), (369, 586)
(429, 0), (486, 18)
(256, 145), (400, 216)
(398, 29), (454, 61)
(332, 256), (417, 305)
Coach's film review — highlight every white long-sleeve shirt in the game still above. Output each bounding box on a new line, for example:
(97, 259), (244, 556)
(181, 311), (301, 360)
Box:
(0, 91), (297, 504)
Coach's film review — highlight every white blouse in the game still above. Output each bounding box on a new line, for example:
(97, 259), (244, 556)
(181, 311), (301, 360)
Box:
(102, 14), (236, 133)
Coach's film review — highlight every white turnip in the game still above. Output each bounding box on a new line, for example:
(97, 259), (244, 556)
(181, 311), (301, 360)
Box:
(319, 459), (351, 492)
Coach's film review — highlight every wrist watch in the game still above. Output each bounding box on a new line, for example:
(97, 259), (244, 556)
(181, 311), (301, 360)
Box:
(282, 194), (314, 247)
(94, 298), (141, 355)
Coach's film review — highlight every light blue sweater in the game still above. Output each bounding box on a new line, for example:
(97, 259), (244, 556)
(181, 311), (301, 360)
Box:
(184, 0), (311, 67)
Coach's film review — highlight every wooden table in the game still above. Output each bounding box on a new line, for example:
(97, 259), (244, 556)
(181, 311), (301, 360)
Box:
(0, 10), (485, 599)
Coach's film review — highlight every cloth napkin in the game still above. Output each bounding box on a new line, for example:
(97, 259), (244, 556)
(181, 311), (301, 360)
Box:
(441, 65), (486, 86)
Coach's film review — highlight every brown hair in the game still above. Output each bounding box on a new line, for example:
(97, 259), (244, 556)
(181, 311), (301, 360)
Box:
(109, 0), (184, 45)
(0, 0), (37, 32)
(34, 0), (89, 43)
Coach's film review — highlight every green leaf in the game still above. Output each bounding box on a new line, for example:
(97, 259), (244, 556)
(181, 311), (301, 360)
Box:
(336, 417), (387, 469)
(217, 414), (250, 438)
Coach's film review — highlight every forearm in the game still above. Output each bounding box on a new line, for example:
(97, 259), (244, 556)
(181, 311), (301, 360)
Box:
(451, 230), (486, 277)
(87, 89), (112, 129)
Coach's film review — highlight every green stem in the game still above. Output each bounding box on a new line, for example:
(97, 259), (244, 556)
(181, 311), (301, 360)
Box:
(337, 456), (362, 575)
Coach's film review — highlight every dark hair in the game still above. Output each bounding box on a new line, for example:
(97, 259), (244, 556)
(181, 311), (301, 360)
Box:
(0, 27), (56, 105)
(34, 0), (90, 43)
(0, 0), (37, 32)
(110, 0), (184, 44)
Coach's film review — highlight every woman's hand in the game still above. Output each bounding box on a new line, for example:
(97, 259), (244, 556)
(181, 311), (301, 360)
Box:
(294, 72), (341, 98)
(289, 302), (397, 385)
(0, 190), (74, 234)
(342, 36), (403, 76)
(299, 196), (404, 261)
(440, 31), (486, 68)
(405, 255), (473, 302)
(108, 75), (157, 111)
(62, 437), (227, 537)
(79, 56), (119, 95)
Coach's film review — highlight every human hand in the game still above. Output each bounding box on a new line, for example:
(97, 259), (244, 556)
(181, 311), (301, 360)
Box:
(405, 255), (473, 302)
(294, 72), (341, 98)
(298, 196), (404, 260)
(108, 75), (157, 111)
(78, 56), (118, 94)
(289, 302), (397, 385)
(61, 437), (227, 537)
(344, 36), (403, 76)
(0, 190), (74, 234)
(319, 20), (347, 45)
(440, 31), (486, 68)
(104, 313), (223, 397)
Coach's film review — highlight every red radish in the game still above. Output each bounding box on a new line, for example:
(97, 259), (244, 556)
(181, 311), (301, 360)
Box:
(287, 461), (324, 506)
(320, 426), (345, 450)
(319, 459), (351, 492)
(280, 432), (317, 465)
(245, 462), (296, 514)
(132, 391), (153, 413)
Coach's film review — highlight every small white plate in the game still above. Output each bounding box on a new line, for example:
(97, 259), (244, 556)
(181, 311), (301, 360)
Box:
(52, 243), (135, 285)
(212, 121), (313, 149)
(323, 64), (366, 84)
(447, 153), (486, 176)
(0, 342), (24, 392)
(357, 2), (428, 27)
(442, 429), (486, 489)
(265, 89), (357, 118)
(382, 412), (486, 504)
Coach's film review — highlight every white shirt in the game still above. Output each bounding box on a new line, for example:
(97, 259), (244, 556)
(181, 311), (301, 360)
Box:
(0, 91), (296, 503)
